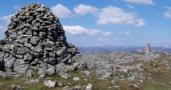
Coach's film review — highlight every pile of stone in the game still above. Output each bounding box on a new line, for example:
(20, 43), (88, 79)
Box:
(0, 3), (81, 77)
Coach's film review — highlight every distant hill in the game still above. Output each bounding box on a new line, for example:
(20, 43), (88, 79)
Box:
(78, 46), (171, 54)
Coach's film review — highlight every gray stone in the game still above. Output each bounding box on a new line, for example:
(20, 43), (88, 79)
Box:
(73, 85), (82, 90)
(26, 69), (33, 77)
(111, 77), (119, 85)
(43, 80), (57, 88)
(10, 84), (23, 90)
(33, 45), (42, 52)
(24, 42), (32, 48)
(128, 75), (135, 81)
(86, 83), (93, 90)
(17, 47), (30, 55)
(72, 77), (80, 81)
(56, 63), (68, 75)
(39, 32), (46, 37)
(56, 47), (66, 56)
(38, 63), (47, 76)
(46, 65), (55, 75)
(5, 57), (16, 68)
(83, 71), (91, 77)
(14, 59), (29, 74)
(0, 71), (8, 78)
(30, 36), (39, 45)
(24, 53), (33, 61)
(135, 63), (144, 71)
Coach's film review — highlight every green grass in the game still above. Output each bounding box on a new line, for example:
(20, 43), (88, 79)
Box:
(1, 70), (171, 90)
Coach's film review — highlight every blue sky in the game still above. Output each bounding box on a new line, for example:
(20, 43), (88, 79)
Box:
(0, 0), (171, 47)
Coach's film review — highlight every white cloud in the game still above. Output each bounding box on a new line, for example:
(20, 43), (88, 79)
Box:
(63, 25), (87, 35)
(74, 4), (98, 15)
(0, 14), (13, 33)
(123, 0), (154, 5)
(50, 4), (145, 27)
(0, 14), (13, 24)
(97, 6), (145, 27)
(51, 4), (72, 18)
(164, 7), (171, 19)
(63, 25), (112, 36)
(63, 25), (116, 46)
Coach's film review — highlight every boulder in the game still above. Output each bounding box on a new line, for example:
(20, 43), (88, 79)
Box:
(86, 83), (93, 90)
(43, 80), (57, 88)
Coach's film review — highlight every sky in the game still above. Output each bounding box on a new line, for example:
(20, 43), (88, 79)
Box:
(0, 0), (171, 47)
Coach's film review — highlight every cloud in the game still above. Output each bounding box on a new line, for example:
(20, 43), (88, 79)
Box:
(164, 7), (171, 19)
(51, 4), (72, 18)
(63, 25), (116, 46)
(74, 4), (98, 15)
(50, 4), (145, 27)
(0, 14), (13, 34)
(97, 6), (145, 27)
(0, 14), (13, 24)
(63, 25), (112, 36)
(123, 0), (154, 5)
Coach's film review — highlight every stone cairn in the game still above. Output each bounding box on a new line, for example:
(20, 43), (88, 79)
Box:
(0, 3), (82, 77)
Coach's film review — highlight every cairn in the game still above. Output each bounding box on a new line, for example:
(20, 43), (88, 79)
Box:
(0, 3), (82, 77)
(144, 44), (151, 54)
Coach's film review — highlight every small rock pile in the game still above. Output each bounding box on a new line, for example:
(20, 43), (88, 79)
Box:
(0, 3), (81, 77)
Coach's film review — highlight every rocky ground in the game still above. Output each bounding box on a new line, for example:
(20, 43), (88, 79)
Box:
(0, 51), (171, 90)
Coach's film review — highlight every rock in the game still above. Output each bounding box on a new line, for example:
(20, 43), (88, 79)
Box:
(114, 85), (120, 89)
(30, 36), (39, 45)
(128, 75), (135, 81)
(72, 77), (80, 81)
(111, 77), (118, 85)
(73, 85), (82, 90)
(38, 63), (47, 76)
(26, 69), (33, 77)
(46, 65), (55, 75)
(5, 57), (16, 69)
(13, 60), (29, 74)
(83, 71), (91, 77)
(86, 83), (93, 90)
(132, 84), (139, 88)
(56, 63), (68, 75)
(135, 63), (144, 71)
(0, 71), (8, 78)
(56, 47), (66, 56)
(58, 82), (63, 87)
(43, 80), (57, 88)
(10, 84), (23, 90)
(17, 47), (30, 55)
(23, 53), (33, 61)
